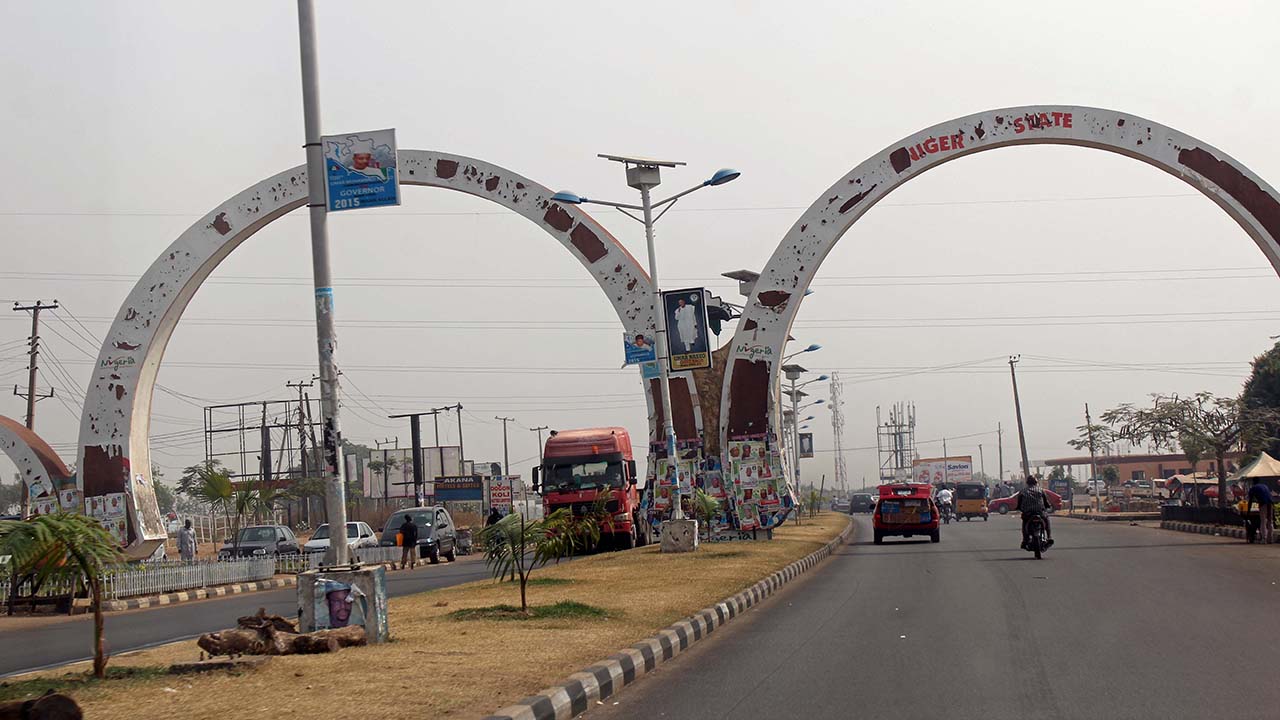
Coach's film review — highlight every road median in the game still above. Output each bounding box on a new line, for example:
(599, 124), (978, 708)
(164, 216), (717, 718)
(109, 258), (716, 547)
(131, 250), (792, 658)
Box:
(1, 513), (850, 720)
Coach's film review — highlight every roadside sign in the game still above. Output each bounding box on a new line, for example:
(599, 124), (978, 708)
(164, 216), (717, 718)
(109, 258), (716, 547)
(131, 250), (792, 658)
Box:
(662, 287), (711, 371)
(322, 128), (400, 212)
(640, 361), (660, 380)
(624, 332), (657, 364)
(490, 475), (513, 508)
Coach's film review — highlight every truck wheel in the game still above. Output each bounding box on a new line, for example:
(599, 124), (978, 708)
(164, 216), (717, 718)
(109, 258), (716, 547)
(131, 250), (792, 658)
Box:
(444, 543), (456, 562)
(621, 530), (636, 550)
(873, 530), (883, 545)
(930, 529), (941, 543)
(429, 547), (441, 564)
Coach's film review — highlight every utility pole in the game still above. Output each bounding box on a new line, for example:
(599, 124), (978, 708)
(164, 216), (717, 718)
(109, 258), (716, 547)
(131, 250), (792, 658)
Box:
(979, 443), (986, 482)
(1085, 403), (1101, 514)
(287, 379), (314, 524)
(297, 0), (349, 566)
(1008, 356), (1032, 482)
(530, 426), (549, 466)
(12, 300), (58, 518)
(942, 437), (949, 487)
(998, 422), (1004, 484)
(453, 404), (465, 474)
(495, 416), (515, 476)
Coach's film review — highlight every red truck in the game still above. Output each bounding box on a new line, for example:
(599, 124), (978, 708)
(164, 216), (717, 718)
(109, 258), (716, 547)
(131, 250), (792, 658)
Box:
(531, 427), (649, 550)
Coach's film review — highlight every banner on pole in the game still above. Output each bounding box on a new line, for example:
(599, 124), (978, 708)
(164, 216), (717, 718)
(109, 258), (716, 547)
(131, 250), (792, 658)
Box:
(662, 287), (711, 371)
(322, 128), (400, 212)
(624, 333), (657, 365)
(798, 433), (814, 459)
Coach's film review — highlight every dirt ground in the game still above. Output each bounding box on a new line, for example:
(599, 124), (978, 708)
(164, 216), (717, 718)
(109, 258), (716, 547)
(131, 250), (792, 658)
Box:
(3, 513), (849, 719)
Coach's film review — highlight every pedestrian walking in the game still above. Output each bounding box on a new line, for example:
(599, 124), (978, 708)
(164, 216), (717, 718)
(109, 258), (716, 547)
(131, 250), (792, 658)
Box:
(1247, 478), (1274, 544)
(398, 514), (419, 570)
(178, 519), (197, 562)
(486, 507), (502, 527)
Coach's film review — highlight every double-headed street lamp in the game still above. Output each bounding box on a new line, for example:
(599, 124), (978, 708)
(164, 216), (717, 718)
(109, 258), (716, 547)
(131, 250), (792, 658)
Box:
(781, 345), (825, 496)
(553, 156), (740, 521)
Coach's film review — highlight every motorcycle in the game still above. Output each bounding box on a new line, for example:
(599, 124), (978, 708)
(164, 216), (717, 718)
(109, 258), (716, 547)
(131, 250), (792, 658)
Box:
(1024, 513), (1050, 559)
(939, 500), (954, 525)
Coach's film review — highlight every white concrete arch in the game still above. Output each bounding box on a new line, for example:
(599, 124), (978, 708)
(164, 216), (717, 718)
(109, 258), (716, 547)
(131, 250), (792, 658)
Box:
(77, 150), (657, 555)
(722, 105), (1280, 472)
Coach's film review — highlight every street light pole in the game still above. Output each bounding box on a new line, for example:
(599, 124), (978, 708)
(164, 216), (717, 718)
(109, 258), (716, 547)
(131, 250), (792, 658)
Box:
(551, 159), (740, 528)
(297, 0), (348, 566)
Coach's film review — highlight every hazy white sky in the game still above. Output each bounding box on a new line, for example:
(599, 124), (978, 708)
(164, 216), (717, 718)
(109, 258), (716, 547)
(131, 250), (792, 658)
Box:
(3, 0), (1279, 490)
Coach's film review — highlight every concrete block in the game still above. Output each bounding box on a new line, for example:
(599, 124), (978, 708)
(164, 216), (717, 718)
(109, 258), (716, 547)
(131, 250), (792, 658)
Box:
(297, 564), (389, 643)
(660, 519), (699, 553)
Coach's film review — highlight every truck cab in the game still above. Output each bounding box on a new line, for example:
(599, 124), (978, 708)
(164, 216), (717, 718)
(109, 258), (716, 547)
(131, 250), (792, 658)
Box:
(532, 427), (649, 550)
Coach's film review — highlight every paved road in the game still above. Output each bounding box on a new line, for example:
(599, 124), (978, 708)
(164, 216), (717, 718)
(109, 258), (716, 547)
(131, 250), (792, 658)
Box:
(0, 554), (493, 677)
(587, 515), (1280, 720)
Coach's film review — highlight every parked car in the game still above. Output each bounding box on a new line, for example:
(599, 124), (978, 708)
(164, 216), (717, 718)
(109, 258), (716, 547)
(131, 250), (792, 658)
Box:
(379, 506), (458, 564)
(872, 483), (940, 544)
(303, 521), (378, 554)
(849, 493), (876, 514)
(218, 525), (300, 559)
(831, 498), (851, 513)
(988, 488), (1063, 515)
(1085, 480), (1108, 496)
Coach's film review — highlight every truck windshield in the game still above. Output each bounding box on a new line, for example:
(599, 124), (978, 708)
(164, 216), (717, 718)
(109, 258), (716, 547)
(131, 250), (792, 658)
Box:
(546, 461), (624, 491)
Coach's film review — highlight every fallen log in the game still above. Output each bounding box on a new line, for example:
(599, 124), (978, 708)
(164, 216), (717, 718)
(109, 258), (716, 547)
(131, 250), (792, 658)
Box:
(0, 690), (83, 720)
(197, 622), (366, 657)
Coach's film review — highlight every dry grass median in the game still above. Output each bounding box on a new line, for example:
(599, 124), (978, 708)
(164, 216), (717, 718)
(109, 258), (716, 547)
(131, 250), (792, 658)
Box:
(2, 513), (849, 719)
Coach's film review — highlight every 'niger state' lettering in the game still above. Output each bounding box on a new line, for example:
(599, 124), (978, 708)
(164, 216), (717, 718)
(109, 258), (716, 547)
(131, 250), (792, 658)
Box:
(907, 134), (965, 162)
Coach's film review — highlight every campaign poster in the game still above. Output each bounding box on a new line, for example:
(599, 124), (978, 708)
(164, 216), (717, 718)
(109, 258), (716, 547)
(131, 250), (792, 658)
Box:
(798, 433), (815, 459)
(315, 579), (368, 630)
(662, 288), (711, 371)
(322, 128), (400, 212)
(624, 333), (657, 365)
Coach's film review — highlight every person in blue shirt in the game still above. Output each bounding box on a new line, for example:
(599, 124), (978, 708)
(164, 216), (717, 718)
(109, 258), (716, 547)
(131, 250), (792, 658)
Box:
(1247, 478), (1274, 545)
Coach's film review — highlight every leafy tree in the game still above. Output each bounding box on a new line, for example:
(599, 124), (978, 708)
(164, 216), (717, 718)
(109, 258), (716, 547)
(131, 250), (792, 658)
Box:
(178, 459), (224, 497)
(1101, 465), (1120, 485)
(1101, 392), (1280, 514)
(477, 509), (581, 613)
(0, 513), (123, 678)
(1241, 342), (1280, 460)
(153, 480), (176, 516)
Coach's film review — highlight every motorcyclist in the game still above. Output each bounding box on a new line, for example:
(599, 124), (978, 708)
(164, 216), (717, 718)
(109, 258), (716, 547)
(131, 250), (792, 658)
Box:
(1016, 477), (1054, 549)
(936, 486), (954, 518)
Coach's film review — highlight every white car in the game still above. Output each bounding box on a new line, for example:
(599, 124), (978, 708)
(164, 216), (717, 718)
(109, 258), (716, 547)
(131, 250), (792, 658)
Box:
(303, 522), (378, 554)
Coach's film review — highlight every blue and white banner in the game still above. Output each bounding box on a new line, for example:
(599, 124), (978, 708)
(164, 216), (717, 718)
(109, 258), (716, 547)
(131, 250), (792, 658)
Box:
(624, 333), (657, 365)
(322, 128), (400, 212)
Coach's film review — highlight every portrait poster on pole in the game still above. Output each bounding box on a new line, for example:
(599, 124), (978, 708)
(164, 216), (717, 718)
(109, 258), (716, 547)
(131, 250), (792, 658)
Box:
(662, 287), (711, 371)
(798, 433), (815, 458)
(322, 128), (400, 212)
(623, 333), (657, 365)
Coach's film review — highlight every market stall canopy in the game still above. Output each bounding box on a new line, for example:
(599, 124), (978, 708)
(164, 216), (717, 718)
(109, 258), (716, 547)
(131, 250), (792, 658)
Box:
(1229, 452), (1280, 481)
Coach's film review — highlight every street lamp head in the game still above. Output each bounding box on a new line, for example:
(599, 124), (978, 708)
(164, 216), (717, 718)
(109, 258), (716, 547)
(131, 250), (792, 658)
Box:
(804, 343), (822, 353)
(704, 168), (741, 187)
(804, 288), (815, 297)
(814, 399), (825, 405)
(550, 191), (585, 205)
(817, 374), (829, 381)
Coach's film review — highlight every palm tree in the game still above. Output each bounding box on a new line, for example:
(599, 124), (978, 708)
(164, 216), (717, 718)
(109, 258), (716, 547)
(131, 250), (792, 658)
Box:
(190, 463), (258, 553)
(477, 509), (581, 613)
(691, 489), (721, 540)
(0, 513), (123, 678)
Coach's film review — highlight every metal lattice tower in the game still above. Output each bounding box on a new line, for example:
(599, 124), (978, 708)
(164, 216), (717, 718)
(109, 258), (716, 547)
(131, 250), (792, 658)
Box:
(876, 402), (917, 482)
(829, 373), (848, 494)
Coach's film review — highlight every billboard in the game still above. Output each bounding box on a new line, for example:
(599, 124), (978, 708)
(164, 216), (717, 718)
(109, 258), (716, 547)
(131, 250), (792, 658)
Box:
(913, 456), (974, 485)
(662, 288), (711, 371)
(322, 128), (400, 212)
(435, 476), (483, 502)
(798, 433), (814, 459)
(386, 446), (463, 499)
(489, 475), (513, 508)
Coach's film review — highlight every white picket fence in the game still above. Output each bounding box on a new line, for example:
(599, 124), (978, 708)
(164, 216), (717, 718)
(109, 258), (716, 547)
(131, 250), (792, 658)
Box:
(1, 556), (277, 604)
(274, 546), (402, 575)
